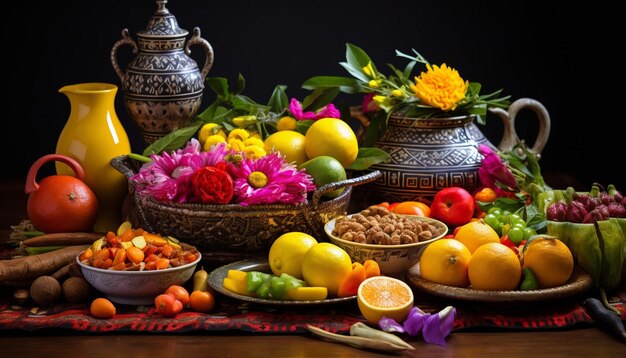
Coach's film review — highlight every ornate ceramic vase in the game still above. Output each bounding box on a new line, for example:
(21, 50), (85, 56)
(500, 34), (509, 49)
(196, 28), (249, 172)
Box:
(55, 83), (131, 233)
(111, 0), (214, 146)
(354, 98), (551, 205)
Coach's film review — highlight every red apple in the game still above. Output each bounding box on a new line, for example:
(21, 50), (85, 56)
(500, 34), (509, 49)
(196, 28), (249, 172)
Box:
(430, 187), (475, 227)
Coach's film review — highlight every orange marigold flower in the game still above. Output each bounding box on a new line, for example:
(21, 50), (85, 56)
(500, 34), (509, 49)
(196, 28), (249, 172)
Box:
(410, 63), (469, 111)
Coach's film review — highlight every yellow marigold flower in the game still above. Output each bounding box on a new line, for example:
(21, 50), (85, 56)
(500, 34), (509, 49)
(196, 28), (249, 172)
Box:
(244, 137), (265, 148)
(203, 135), (226, 151)
(228, 138), (246, 152)
(410, 63), (469, 111)
(244, 145), (267, 159)
(228, 128), (250, 142)
(362, 62), (375, 78)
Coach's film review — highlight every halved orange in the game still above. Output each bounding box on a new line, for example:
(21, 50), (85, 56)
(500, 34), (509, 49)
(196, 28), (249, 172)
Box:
(357, 276), (414, 324)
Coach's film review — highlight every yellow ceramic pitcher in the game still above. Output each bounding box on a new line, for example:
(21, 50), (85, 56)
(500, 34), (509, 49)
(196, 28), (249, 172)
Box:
(55, 83), (131, 233)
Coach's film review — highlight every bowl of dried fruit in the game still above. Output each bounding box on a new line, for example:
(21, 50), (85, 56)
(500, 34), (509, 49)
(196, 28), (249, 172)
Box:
(324, 205), (448, 277)
(76, 222), (202, 305)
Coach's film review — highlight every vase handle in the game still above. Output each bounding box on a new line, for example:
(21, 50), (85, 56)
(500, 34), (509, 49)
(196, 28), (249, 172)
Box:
(490, 98), (551, 159)
(110, 28), (138, 83)
(185, 27), (214, 79)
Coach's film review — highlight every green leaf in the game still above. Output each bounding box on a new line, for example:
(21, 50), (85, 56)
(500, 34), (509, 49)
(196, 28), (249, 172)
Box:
(347, 147), (389, 170)
(196, 100), (219, 122)
(346, 43), (373, 71)
(268, 85), (289, 113)
(235, 73), (246, 95)
(206, 77), (230, 98)
(142, 121), (203, 156)
(232, 94), (266, 112)
(302, 88), (340, 111)
(339, 62), (370, 83)
(295, 120), (314, 135)
(301, 76), (361, 94)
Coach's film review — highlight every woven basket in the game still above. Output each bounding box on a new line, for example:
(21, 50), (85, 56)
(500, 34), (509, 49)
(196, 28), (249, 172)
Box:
(111, 155), (381, 266)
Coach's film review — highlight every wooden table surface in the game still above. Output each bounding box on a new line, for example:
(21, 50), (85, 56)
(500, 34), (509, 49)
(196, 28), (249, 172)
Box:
(1, 179), (625, 357)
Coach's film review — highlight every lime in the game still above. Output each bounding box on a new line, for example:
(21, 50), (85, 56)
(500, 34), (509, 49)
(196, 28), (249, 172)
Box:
(298, 156), (347, 198)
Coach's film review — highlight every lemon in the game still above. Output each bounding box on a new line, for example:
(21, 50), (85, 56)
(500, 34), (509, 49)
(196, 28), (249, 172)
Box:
(268, 232), (318, 279)
(276, 116), (298, 131)
(298, 156), (347, 198)
(301, 242), (353, 297)
(304, 118), (359, 168)
(357, 276), (414, 324)
(198, 123), (226, 146)
(263, 130), (308, 166)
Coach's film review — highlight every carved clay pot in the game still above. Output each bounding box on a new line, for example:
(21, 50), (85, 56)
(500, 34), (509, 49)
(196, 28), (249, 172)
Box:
(353, 98), (551, 205)
(111, 0), (214, 146)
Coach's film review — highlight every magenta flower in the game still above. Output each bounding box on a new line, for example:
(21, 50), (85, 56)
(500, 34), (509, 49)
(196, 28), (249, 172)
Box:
(229, 152), (315, 205)
(289, 98), (340, 120)
(379, 306), (456, 347)
(361, 93), (380, 113)
(477, 144), (518, 192)
(131, 140), (229, 203)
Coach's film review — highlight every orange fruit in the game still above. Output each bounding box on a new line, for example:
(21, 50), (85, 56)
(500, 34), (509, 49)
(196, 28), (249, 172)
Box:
(357, 276), (414, 324)
(26, 172), (99, 233)
(189, 290), (216, 313)
(90, 297), (116, 319)
(453, 219), (500, 254)
(392, 201), (431, 217)
(419, 238), (472, 287)
(521, 236), (574, 288)
(165, 285), (190, 307)
(468, 242), (521, 291)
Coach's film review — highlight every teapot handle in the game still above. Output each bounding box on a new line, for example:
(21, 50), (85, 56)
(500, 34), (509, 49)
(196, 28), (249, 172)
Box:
(25, 154), (85, 195)
(490, 98), (551, 159)
(110, 28), (139, 83)
(186, 27), (214, 79)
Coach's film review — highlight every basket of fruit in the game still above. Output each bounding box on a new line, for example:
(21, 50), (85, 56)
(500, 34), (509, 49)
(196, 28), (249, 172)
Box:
(111, 153), (381, 266)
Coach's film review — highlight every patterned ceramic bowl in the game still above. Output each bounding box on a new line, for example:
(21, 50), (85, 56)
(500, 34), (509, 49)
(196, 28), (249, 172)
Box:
(76, 251), (201, 305)
(324, 214), (448, 277)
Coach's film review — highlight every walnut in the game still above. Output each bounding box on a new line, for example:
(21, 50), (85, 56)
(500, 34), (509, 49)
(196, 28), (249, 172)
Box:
(389, 233), (401, 245)
(400, 229), (418, 243)
(418, 230), (433, 242)
(360, 205), (390, 217)
(367, 230), (389, 245)
(342, 231), (367, 243)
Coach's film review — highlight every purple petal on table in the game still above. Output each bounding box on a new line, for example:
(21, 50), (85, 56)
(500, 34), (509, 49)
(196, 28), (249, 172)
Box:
(422, 306), (456, 347)
(379, 317), (405, 333)
(403, 307), (429, 336)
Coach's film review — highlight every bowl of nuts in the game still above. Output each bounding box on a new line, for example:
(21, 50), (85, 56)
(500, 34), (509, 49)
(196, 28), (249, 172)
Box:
(324, 205), (448, 277)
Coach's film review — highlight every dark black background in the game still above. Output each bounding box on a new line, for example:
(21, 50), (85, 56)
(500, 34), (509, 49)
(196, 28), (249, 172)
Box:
(4, 0), (622, 190)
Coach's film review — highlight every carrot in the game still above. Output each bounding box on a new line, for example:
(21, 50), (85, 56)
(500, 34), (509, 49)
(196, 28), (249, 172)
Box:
(0, 245), (88, 283)
(20, 232), (102, 247)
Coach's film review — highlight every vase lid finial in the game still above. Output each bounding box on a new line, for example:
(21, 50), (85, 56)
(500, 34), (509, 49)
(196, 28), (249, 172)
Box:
(138, 0), (187, 37)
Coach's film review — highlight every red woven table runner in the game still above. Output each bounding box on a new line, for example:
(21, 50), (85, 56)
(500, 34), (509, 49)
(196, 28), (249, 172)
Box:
(1, 285), (624, 334)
